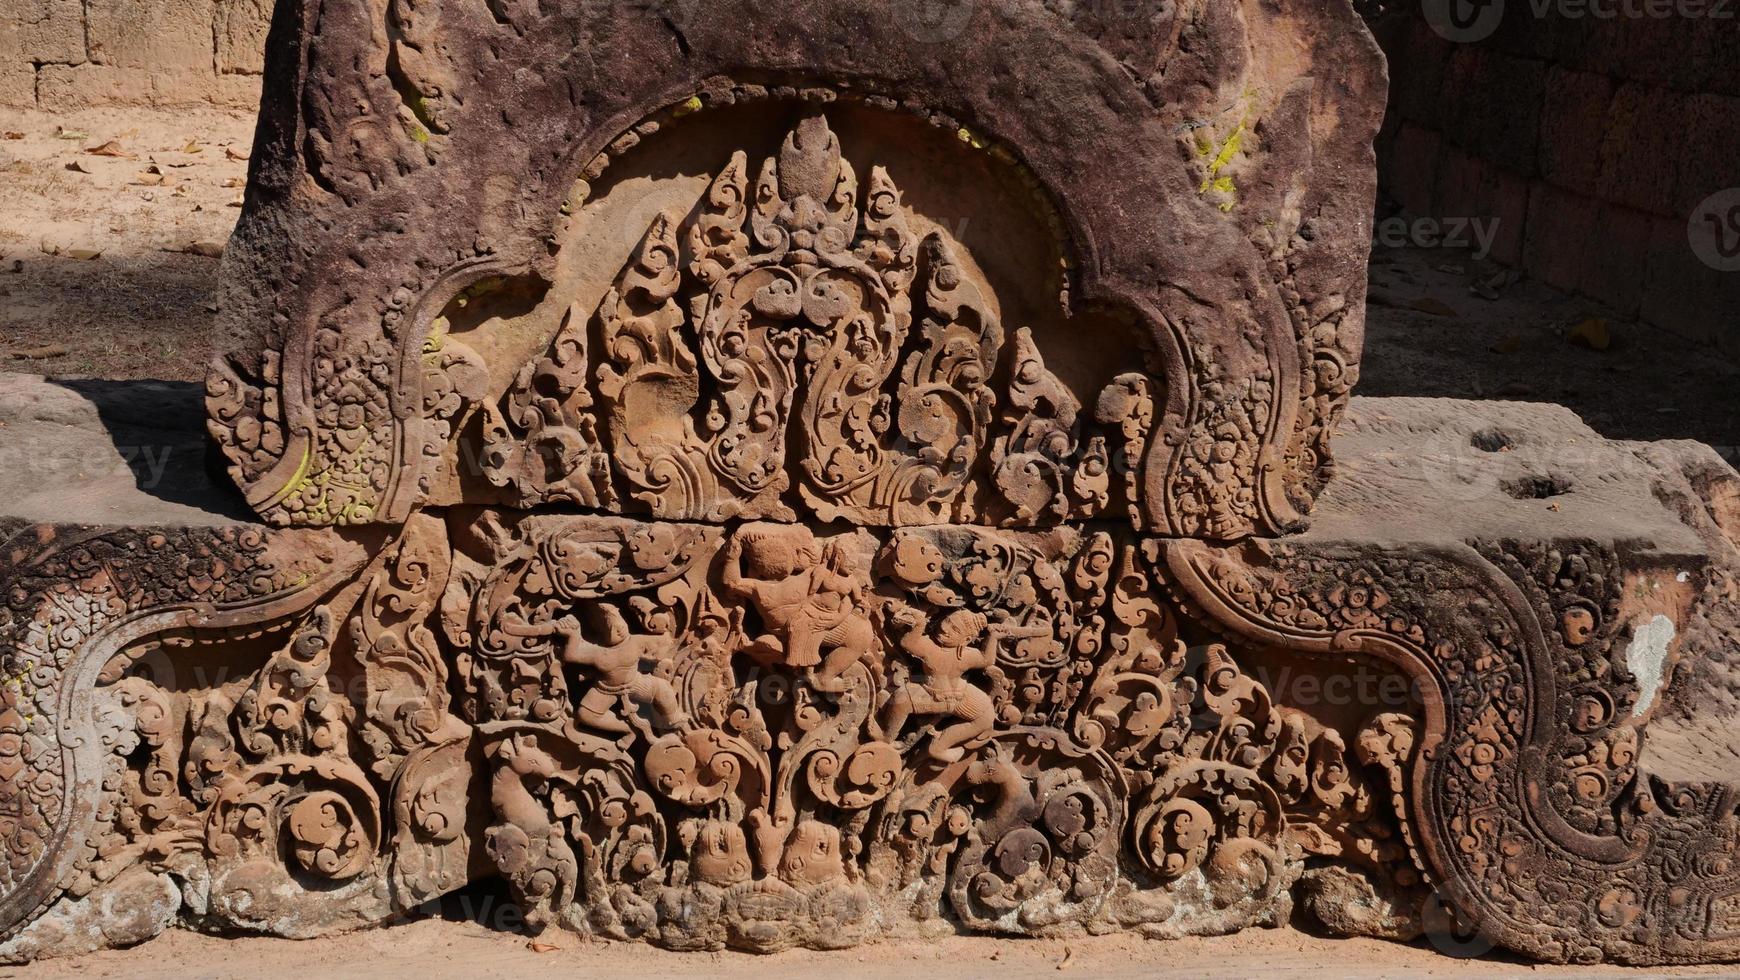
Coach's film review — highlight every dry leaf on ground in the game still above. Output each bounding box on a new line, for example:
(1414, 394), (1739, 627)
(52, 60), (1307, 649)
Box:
(11, 344), (69, 360)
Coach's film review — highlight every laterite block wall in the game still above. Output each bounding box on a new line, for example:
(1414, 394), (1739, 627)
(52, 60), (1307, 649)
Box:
(1373, 8), (1740, 355)
(0, 0), (273, 110)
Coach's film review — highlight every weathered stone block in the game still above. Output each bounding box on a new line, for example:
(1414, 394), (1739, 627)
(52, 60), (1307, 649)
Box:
(1432, 146), (1526, 264)
(1381, 123), (1441, 218)
(1538, 66), (1614, 199)
(1386, 17), (1454, 128)
(1701, 18), (1740, 99)
(1675, 92), (1740, 219)
(7, 378), (1740, 966)
(1479, 3), (1560, 60)
(1486, 168), (1530, 267)
(1596, 81), (1689, 218)
(1169, 398), (1740, 966)
(1573, 13), (1720, 93)
(216, 0), (274, 75)
(35, 63), (147, 110)
(8, 3), (1740, 973)
(1522, 180), (1601, 292)
(0, 0), (86, 67)
(1577, 201), (1652, 316)
(209, 71), (261, 109)
(87, 0), (216, 72)
(1641, 213), (1740, 351)
(1431, 143), (1481, 224)
(1440, 47), (1543, 179)
(35, 62), (242, 110)
(0, 64), (35, 107)
(205, 0), (1387, 540)
(0, 377), (246, 528)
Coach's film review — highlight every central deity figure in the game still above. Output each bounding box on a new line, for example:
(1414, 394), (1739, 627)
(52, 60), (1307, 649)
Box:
(722, 526), (877, 691)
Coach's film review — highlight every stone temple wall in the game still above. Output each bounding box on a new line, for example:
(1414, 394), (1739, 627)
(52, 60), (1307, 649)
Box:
(1372, 5), (1740, 357)
(0, 0), (273, 110)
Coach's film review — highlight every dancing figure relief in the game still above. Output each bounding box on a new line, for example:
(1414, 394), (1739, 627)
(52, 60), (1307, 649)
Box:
(882, 605), (1048, 763)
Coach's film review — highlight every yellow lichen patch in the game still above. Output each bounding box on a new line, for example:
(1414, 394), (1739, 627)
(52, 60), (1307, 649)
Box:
(423, 316), (450, 354)
(673, 95), (704, 117)
(1195, 124), (1244, 213)
(261, 441), (316, 512)
(408, 94), (441, 133)
(1194, 92), (1257, 214)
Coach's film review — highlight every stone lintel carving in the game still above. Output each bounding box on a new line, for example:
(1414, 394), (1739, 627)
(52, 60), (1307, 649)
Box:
(8, 380), (1740, 966)
(6, 0), (1738, 970)
(469, 115), (1128, 532)
(1163, 399), (1740, 965)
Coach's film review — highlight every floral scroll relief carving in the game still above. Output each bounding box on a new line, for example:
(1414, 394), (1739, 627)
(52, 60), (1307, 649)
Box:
(3, 517), (1422, 957)
(519, 115), (1153, 528)
(0, 522), (473, 957)
(10, 115), (1430, 963)
(428, 513), (1416, 950)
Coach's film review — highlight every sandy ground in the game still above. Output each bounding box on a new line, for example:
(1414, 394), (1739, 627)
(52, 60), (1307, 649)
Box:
(12, 918), (1740, 980)
(0, 106), (249, 380)
(2, 107), (1740, 978)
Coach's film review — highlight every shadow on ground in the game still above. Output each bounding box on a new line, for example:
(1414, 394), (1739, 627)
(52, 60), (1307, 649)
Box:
(0, 251), (223, 381)
(1360, 242), (1740, 457)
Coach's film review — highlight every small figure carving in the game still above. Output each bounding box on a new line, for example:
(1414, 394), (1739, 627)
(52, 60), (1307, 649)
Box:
(507, 605), (690, 736)
(721, 527), (877, 691)
(882, 605), (1047, 762)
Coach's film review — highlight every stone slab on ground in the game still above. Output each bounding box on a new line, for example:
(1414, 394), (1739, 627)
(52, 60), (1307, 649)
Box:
(0, 373), (249, 527)
(4, 378), (1739, 965)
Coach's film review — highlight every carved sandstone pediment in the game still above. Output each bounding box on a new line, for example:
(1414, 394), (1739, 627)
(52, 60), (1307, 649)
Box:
(470, 115), (1137, 529)
(204, 1), (1383, 539)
